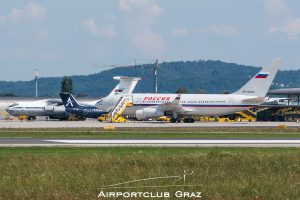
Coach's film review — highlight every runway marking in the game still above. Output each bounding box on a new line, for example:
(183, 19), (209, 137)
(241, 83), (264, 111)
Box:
(0, 137), (32, 139)
(45, 139), (300, 144)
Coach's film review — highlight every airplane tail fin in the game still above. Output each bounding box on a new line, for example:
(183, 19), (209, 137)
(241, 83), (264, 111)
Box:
(234, 58), (282, 97)
(108, 76), (141, 96)
(59, 92), (81, 108)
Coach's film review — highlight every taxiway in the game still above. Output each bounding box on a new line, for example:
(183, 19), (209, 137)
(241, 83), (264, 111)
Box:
(0, 120), (299, 128)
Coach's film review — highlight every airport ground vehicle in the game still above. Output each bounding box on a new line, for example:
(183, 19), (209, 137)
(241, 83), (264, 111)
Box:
(97, 114), (126, 123)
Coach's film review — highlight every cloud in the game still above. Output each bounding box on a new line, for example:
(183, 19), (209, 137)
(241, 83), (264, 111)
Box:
(8, 2), (46, 22)
(132, 30), (165, 56)
(25, 1), (46, 19)
(264, 0), (289, 15)
(38, 27), (49, 40)
(81, 15), (118, 38)
(271, 18), (300, 39)
(118, 0), (165, 55)
(264, 0), (300, 39)
(119, 0), (163, 16)
(171, 28), (188, 37)
(210, 24), (240, 38)
(8, 8), (23, 22)
(0, 16), (6, 24)
(0, 2), (55, 62)
(281, 18), (300, 38)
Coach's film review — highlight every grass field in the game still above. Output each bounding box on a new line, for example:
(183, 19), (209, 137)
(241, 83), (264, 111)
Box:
(1, 147), (300, 199)
(0, 127), (300, 139)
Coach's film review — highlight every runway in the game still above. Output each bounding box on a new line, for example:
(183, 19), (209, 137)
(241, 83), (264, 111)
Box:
(0, 120), (300, 128)
(2, 138), (300, 147)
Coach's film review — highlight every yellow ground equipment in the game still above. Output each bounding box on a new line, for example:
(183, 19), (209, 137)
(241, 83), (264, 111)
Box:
(278, 124), (287, 129)
(98, 114), (109, 122)
(103, 126), (116, 130)
(98, 113), (127, 123)
(235, 110), (257, 122)
(18, 115), (28, 120)
(99, 96), (132, 123)
(157, 116), (171, 122)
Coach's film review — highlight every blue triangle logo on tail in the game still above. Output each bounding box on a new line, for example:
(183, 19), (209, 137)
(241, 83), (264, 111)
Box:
(66, 97), (74, 107)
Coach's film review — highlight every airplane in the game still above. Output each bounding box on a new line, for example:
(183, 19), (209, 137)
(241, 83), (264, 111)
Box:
(96, 58), (282, 123)
(6, 76), (141, 120)
(6, 99), (68, 120)
(60, 92), (107, 119)
(263, 97), (293, 105)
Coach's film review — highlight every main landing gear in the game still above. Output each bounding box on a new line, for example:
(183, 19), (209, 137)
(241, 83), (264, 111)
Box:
(170, 117), (195, 123)
(183, 117), (195, 123)
(170, 118), (181, 123)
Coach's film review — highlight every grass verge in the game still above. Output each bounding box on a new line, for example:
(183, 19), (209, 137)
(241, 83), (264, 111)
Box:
(0, 127), (300, 139)
(1, 147), (300, 199)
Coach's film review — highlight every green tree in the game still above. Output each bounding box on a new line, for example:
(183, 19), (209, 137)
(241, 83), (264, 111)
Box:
(176, 87), (189, 94)
(195, 89), (206, 94)
(61, 76), (73, 93)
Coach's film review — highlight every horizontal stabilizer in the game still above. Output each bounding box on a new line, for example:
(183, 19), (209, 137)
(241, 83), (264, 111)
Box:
(242, 97), (267, 103)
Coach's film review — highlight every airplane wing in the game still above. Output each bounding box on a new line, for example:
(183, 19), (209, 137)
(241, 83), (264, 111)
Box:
(156, 94), (190, 113)
(45, 99), (63, 105)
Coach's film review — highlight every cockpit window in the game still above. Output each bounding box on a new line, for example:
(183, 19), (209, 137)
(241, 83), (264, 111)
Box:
(9, 103), (19, 107)
(96, 100), (103, 104)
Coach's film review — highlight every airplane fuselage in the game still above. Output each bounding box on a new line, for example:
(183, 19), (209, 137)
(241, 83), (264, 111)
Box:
(6, 100), (68, 119)
(65, 106), (107, 119)
(97, 93), (263, 117)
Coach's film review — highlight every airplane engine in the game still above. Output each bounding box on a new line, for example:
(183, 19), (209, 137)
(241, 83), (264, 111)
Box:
(44, 106), (65, 112)
(135, 108), (164, 120)
(44, 106), (55, 112)
(53, 106), (66, 112)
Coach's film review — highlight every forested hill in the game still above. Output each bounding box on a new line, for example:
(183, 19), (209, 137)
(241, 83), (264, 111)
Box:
(0, 60), (298, 97)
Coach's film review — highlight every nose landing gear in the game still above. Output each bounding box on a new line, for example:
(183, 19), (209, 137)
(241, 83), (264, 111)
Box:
(170, 117), (195, 123)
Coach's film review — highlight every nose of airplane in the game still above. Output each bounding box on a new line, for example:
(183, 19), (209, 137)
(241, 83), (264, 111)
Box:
(5, 106), (12, 114)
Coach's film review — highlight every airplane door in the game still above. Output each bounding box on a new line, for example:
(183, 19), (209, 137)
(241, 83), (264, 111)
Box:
(124, 95), (133, 103)
(136, 98), (142, 105)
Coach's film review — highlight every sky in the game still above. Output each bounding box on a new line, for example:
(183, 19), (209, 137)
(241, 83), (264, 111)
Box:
(0, 0), (300, 81)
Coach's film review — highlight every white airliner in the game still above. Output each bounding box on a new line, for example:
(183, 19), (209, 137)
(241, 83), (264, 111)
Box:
(96, 58), (282, 122)
(6, 76), (141, 120)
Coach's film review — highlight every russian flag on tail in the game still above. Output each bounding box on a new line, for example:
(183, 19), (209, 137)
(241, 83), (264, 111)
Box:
(114, 88), (124, 92)
(255, 72), (269, 79)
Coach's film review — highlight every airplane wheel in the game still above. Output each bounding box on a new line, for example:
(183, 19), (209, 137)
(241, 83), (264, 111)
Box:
(28, 116), (36, 120)
(183, 117), (195, 123)
(170, 118), (176, 123)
